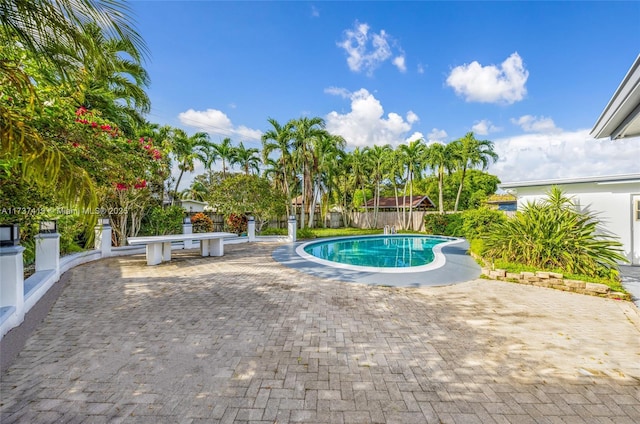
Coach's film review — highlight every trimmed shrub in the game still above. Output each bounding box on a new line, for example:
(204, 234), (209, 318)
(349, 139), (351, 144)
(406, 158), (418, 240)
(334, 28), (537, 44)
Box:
(296, 227), (315, 239)
(141, 205), (183, 236)
(226, 213), (247, 234)
(192, 212), (214, 233)
(259, 227), (287, 236)
(423, 213), (463, 236)
(460, 208), (506, 240)
(423, 213), (449, 235)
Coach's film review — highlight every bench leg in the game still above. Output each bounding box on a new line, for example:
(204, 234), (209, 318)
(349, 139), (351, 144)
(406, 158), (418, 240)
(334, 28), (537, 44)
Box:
(162, 242), (172, 262)
(200, 239), (210, 256)
(146, 243), (162, 266)
(209, 238), (224, 256)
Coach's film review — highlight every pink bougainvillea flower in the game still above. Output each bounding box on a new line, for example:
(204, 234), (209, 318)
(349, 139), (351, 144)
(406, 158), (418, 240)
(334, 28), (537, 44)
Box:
(100, 124), (112, 131)
(71, 142), (80, 148)
(152, 149), (162, 160)
(75, 106), (87, 116)
(116, 183), (128, 191)
(134, 179), (147, 189)
(91, 122), (97, 128)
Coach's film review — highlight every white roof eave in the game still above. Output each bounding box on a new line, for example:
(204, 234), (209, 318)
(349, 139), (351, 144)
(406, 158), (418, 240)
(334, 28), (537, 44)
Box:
(591, 55), (640, 140)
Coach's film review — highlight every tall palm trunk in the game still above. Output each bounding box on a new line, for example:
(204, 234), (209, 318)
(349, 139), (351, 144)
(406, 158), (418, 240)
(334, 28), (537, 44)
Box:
(453, 166), (468, 212)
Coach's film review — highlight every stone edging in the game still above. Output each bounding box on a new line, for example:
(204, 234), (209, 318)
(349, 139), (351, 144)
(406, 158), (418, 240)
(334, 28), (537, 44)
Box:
(481, 267), (630, 301)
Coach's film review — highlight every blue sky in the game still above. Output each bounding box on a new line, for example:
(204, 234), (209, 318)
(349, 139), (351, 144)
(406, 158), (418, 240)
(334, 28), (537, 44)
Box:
(130, 1), (640, 188)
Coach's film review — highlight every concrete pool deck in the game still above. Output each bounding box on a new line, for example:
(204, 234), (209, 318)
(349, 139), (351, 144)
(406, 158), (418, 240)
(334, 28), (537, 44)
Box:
(273, 239), (481, 287)
(1, 242), (639, 423)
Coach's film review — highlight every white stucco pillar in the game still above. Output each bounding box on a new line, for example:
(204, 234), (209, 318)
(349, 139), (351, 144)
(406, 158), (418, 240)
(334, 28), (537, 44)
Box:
(288, 215), (297, 243)
(247, 216), (255, 242)
(0, 245), (25, 321)
(183, 218), (193, 249)
(94, 219), (112, 257)
(35, 233), (60, 276)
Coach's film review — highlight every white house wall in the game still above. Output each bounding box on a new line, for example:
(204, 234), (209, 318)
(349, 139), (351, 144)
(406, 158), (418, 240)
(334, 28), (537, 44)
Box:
(513, 181), (640, 265)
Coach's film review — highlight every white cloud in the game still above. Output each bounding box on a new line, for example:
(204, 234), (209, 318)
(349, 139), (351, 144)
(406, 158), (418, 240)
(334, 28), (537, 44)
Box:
(511, 115), (560, 133)
(337, 21), (404, 75)
(324, 86), (351, 99)
(489, 130), (640, 183)
(404, 132), (424, 144)
(472, 119), (501, 135)
(426, 129), (448, 143)
(178, 108), (262, 141)
(417, 63), (425, 74)
(325, 88), (418, 148)
(446, 52), (529, 104)
(393, 56), (406, 72)
(406, 110), (419, 124)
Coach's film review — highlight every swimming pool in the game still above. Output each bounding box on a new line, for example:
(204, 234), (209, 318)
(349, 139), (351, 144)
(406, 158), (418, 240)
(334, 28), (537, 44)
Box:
(295, 235), (460, 273)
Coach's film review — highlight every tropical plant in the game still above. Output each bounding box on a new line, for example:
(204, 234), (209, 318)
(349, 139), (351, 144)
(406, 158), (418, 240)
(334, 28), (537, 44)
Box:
(191, 212), (213, 233)
(226, 213), (247, 234)
(142, 205), (184, 236)
(0, 0), (147, 213)
(449, 132), (498, 212)
(483, 187), (627, 279)
(262, 118), (295, 214)
(460, 207), (506, 240)
(365, 144), (392, 227)
(206, 174), (287, 232)
(168, 129), (209, 203)
(232, 141), (261, 175)
(423, 142), (452, 214)
(398, 138), (426, 229)
(210, 137), (236, 177)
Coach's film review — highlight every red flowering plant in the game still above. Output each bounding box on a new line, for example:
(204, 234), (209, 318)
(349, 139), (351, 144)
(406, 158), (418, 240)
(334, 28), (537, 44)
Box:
(36, 100), (170, 245)
(226, 213), (248, 235)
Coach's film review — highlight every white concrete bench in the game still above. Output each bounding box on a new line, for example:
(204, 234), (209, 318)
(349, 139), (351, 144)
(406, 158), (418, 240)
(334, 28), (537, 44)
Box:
(128, 232), (238, 265)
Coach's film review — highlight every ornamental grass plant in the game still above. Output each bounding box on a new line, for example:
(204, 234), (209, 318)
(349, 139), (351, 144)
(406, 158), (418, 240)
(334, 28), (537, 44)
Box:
(483, 187), (627, 280)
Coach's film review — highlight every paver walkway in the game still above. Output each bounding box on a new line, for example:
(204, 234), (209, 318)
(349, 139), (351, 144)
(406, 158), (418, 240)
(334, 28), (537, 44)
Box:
(1, 243), (639, 423)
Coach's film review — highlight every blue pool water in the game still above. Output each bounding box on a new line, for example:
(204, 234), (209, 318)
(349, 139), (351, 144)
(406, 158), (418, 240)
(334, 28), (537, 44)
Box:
(302, 235), (450, 268)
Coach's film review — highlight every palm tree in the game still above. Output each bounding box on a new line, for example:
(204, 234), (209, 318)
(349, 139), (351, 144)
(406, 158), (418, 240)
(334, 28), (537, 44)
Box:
(210, 137), (236, 177)
(349, 147), (372, 228)
(181, 180), (208, 202)
(262, 118), (295, 215)
(232, 142), (261, 175)
(424, 142), (454, 214)
(0, 0), (147, 212)
(0, 0), (147, 66)
(74, 23), (150, 137)
(291, 116), (325, 228)
(364, 144), (392, 228)
(398, 139), (426, 229)
(308, 132), (346, 227)
(450, 132), (498, 212)
(387, 148), (407, 228)
(169, 129), (209, 204)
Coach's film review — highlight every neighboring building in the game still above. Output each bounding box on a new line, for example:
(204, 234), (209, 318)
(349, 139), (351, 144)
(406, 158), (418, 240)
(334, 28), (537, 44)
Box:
(179, 199), (208, 213)
(363, 195), (435, 211)
(591, 54), (640, 140)
(486, 194), (517, 212)
(500, 174), (640, 265)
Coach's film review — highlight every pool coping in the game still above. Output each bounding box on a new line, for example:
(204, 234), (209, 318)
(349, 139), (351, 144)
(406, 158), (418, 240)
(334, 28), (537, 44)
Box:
(273, 235), (482, 288)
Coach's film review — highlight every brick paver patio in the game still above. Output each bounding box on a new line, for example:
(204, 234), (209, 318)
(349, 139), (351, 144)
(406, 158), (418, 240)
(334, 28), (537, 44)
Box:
(1, 242), (639, 423)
